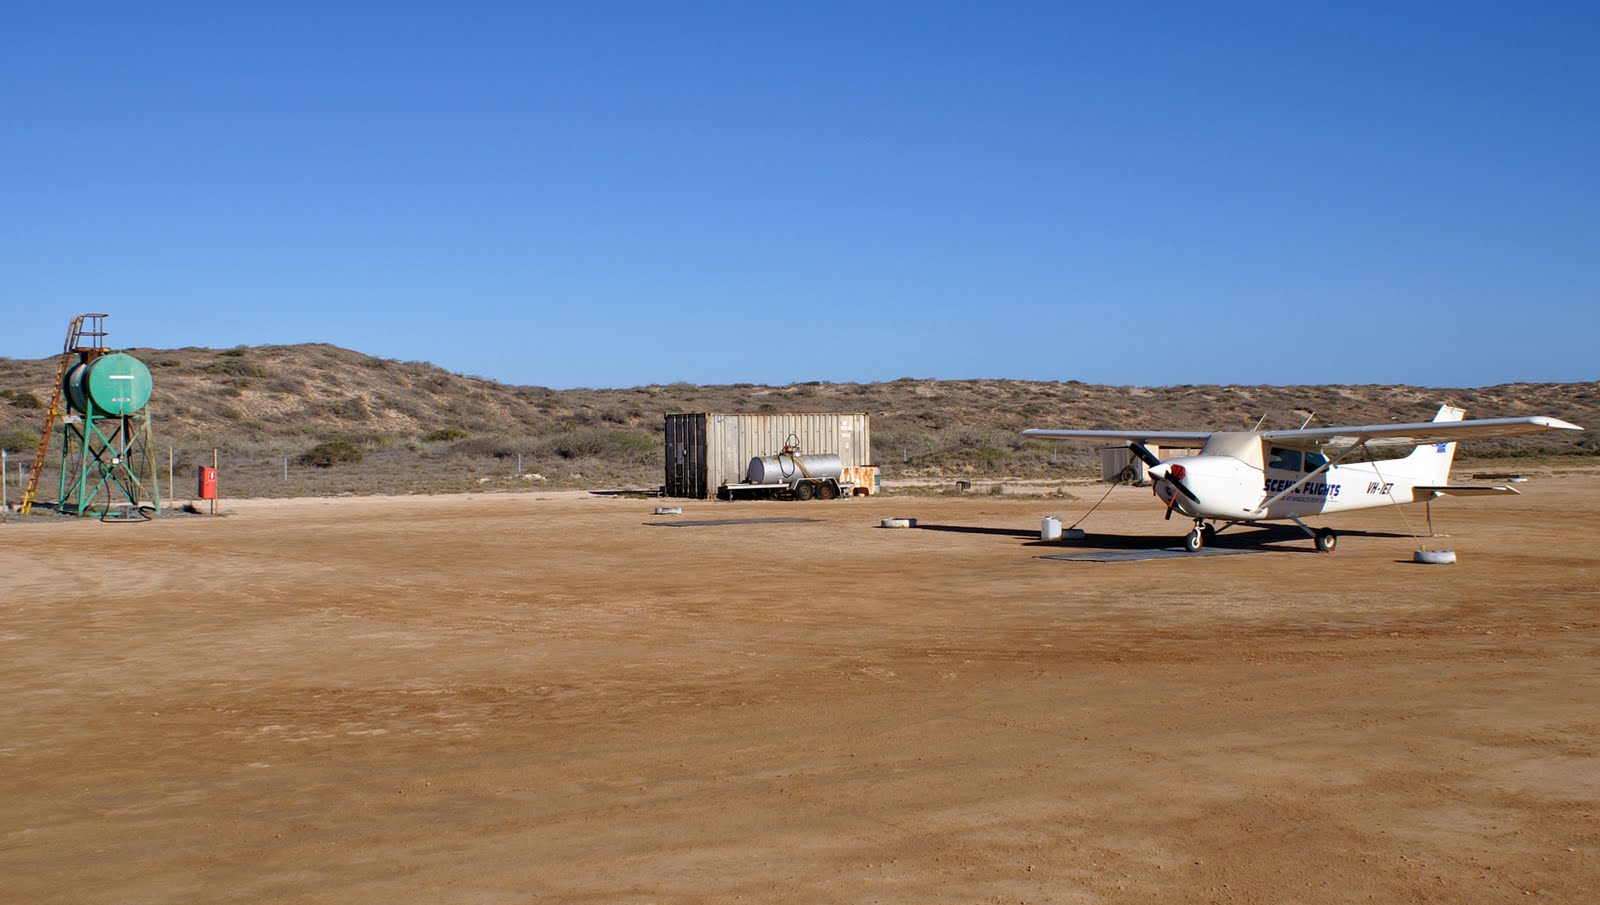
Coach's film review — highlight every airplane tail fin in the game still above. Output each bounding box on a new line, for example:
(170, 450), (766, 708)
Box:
(1392, 404), (1464, 484)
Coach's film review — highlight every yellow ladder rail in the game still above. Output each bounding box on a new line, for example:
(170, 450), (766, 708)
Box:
(18, 315), (91, 515)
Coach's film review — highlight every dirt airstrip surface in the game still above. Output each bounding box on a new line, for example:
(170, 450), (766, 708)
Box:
(3, 477), (1598, 903)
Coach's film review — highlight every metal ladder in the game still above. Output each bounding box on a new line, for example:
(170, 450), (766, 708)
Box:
(19, 314), (108, 515)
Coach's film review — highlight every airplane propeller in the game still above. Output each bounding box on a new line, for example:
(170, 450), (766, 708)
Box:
(1126, 442), (1162, 471)
(1129, 442), (1201, 507)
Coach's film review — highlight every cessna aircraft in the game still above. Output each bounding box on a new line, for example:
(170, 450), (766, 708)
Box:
(1023, 405), (1583, 552)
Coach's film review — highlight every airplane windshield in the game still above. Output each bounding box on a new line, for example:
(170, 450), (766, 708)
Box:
(1305, 451), (1329, 471)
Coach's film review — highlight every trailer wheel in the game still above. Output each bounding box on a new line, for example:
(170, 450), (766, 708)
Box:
(792, 481), (816, 501)
(815, 481), (839, 501)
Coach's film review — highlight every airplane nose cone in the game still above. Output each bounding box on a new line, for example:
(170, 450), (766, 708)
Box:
(1148, 465), (1170, 493)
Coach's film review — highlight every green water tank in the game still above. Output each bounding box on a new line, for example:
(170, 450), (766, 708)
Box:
(63, 352), (153, 416)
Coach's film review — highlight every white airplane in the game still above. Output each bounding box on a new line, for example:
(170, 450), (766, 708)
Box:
(1023, 405), (1583, 552)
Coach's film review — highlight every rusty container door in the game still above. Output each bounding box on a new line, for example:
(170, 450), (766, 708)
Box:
(663, 413), (709, 498)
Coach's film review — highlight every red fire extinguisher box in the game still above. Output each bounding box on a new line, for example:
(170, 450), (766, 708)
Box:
(198, 466), (218, 500)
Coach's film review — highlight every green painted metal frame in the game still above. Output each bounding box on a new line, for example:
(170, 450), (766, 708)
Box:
(55, 398), (161, 516)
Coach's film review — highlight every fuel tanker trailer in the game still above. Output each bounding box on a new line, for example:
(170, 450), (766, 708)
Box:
(721, 448), (849, 500)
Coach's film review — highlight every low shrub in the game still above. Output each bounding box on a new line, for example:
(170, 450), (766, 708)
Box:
(331, 397), (371, 420)
(1, 428), (41, 453)
(423, 428), (469, 442)
(296, 439), (364, 467)
(532, 429), (657, 464)
(451, 434), (520, 459)
(265, 376), (308, 395)
(4, 390), (42, 409)
(206, 358), (270, 378)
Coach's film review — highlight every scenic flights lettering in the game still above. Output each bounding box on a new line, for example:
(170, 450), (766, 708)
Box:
(1263, 478), (1341, 497)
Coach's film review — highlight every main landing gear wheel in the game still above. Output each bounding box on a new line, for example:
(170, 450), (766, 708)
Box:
(1314, 528), (1338, 553)
(792, 481), (816, 502)
(815, 481), (839, 501)
(1184, 528), (1205, 552)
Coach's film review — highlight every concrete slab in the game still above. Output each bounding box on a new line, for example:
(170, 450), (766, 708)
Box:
(1040, 546), (1264, 562)
(649, 517), (821, 527)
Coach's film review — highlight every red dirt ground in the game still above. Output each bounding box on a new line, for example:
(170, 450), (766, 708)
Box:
(3, 477), (1597, 903)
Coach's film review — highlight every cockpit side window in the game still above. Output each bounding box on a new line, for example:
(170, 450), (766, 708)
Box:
(1304, 451), (1329, 471)
(1267, 447), (1303, 472)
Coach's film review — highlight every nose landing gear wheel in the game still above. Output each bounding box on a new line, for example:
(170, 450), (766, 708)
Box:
(1314, 528), (1337, 553)
(1200, 524), (1216, 546)
(1184, 528), (1205, 552)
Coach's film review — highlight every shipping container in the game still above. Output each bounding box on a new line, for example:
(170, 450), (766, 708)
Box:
(664, 412), (872, 499)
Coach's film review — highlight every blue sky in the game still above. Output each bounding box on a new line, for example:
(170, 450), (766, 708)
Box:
(3, 2), (1596, 388)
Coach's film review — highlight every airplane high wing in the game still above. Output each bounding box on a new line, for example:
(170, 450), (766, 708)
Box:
(1021, 416), (1581, 449)
(1259, 416), (1583, 451)
(1021, 429), (1213, 443)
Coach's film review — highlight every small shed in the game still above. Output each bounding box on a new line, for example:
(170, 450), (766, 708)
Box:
(664, 412), (872, 499)
(1099, 444), (1200, 484)
(1100, 445), (1153, 484)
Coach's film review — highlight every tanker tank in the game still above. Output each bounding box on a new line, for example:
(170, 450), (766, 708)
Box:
(746, 453), (844, 485)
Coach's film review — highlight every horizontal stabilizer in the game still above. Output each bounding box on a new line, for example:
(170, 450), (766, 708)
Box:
(1413, 485), (1522, 497)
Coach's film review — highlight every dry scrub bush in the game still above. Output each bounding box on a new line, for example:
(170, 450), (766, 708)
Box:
(297, 439), (364, 467)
